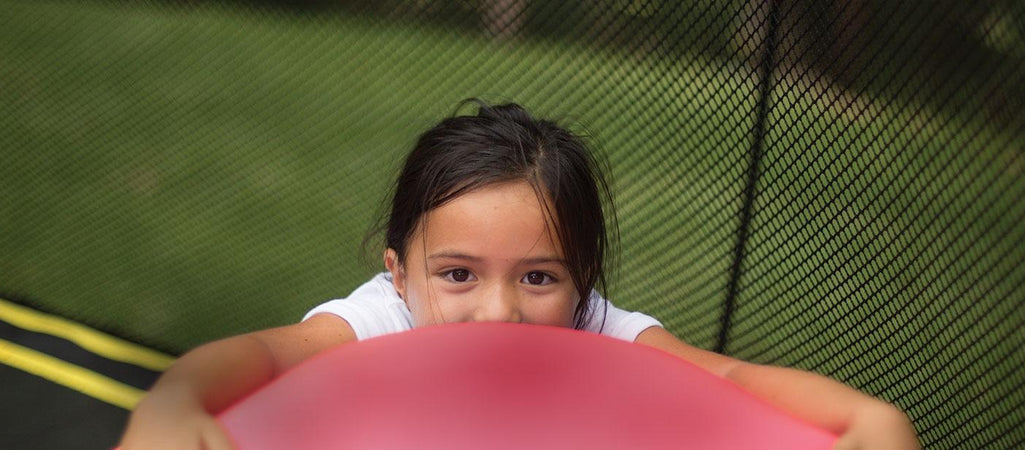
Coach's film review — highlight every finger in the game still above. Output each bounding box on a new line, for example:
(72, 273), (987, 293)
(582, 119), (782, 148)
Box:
(201, 419), (236, 450)
(832, 434), (860, 450)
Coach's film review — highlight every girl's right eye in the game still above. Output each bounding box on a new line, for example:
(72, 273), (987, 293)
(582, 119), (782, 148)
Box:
(443, 269), (476, 283)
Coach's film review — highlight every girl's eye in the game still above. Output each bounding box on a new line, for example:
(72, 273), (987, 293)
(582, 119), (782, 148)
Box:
(522, 271), (554, 286)
(443, 269), (475, 283)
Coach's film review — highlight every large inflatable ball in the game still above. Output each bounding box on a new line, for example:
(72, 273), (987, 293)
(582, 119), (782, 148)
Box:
(218, 323), (837, 449)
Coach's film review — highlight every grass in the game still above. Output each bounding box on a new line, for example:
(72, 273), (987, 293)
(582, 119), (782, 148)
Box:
(2, 2), (1024, 447)
(0, 0), (749, 352)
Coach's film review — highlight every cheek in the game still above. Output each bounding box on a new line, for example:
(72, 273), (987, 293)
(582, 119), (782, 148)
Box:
(403, 282), (456, 327)
(400, 281), (432, 326)
(533, 290), (581, 327)
(565, 294), (584, 325)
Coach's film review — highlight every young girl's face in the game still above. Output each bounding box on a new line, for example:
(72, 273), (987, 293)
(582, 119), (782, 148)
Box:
(385, 181), (580, 328)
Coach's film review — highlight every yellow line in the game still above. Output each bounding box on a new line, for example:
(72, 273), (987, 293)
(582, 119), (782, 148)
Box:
(0, 298), (174, 372)
(0, 338), (145, 410)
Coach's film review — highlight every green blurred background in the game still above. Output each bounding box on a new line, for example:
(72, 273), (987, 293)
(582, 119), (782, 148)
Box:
(2, 0), (1024, 448)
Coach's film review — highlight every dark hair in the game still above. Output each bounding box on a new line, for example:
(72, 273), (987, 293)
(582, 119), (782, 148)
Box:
(381, 100), (617, 329)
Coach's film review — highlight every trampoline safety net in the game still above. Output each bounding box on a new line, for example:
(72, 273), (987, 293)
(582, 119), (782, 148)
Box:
(2, 1), (1023, 448)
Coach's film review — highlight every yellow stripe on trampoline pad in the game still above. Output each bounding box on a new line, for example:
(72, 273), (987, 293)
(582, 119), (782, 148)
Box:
(0, 298), (174, 372)
(0, 338), (144, 410)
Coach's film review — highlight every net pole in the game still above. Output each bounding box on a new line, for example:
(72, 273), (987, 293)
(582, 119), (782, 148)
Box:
(718, 0), (782, 355)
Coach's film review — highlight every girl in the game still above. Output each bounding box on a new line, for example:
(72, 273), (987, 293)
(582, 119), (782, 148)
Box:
(121, 101), (920, 449)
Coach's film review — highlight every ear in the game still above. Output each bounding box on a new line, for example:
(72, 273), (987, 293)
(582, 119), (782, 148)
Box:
(384, 248), (407, 301)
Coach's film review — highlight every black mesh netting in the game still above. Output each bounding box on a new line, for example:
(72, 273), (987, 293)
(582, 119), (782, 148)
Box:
(2, 1), (1024, 448)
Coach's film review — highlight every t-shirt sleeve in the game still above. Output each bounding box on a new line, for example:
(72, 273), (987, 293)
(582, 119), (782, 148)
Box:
(583, 291), (663, 341)
(302, 273), (413, 341)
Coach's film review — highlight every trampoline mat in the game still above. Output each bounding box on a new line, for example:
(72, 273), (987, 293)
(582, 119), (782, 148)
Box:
(0, 298), (171, 450)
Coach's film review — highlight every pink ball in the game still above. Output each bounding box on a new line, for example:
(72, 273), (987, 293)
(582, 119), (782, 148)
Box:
(218, 323), (836, 449)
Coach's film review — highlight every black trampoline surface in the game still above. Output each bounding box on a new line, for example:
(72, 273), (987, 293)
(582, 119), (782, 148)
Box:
(1, 364), (129, 450)
(0, 298), (171, 450)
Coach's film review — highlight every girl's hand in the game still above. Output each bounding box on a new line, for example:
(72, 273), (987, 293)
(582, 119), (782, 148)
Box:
(119, 316), (356, 449)
(119, 385), (235, 450)
(634, 328), (922, 450)
(833, 404), (920, 450)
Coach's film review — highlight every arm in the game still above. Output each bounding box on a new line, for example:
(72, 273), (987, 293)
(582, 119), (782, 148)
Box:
(635, 327), (920, 450)
(120, 314), (356, 450)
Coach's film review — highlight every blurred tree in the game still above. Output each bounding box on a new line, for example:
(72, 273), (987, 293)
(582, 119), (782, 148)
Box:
(762, 0), (1024, 129)
(480, 0), (527, 39)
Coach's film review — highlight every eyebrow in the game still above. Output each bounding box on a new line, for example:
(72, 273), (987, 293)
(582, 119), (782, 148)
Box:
(519, 256), (567, 266)
(427, 252), (483, 263)
(427, 251), (565, 266)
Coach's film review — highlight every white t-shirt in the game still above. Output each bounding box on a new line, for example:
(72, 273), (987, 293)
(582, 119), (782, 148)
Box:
(304, 273), (662, 342)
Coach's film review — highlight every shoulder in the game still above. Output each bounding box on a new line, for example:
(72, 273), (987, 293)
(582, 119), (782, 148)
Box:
(583, 292), (663, 342)
(302, 273), (413, 340)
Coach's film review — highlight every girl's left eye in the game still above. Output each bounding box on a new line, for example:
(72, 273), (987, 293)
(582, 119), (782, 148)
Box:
(522, 271), (554, 286)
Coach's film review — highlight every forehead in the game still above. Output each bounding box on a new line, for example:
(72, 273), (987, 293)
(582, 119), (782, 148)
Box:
(414, 181), (563, 260)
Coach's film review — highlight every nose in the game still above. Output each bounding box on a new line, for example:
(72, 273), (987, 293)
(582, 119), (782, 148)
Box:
(472, 282), (522, 323)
